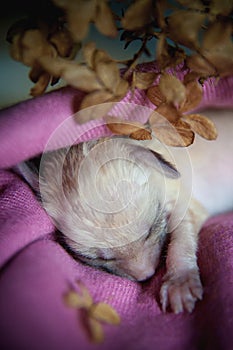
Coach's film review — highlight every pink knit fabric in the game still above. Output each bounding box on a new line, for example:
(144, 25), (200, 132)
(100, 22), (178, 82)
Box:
(0, 64), (233, 350)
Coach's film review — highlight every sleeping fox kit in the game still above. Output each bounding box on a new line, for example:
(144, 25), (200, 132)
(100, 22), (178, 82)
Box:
(18, 108), (233, 314)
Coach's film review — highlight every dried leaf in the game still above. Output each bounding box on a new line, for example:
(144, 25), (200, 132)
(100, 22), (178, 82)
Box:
(121, 0), (154, 30)
(80, 90), (114, 110)
(29, 65), (44, 83)
(147, 85), (166, 107)
(183, 72), (200, 85)
(12, 29), (56, 67)
(113, 78), (129, 97)
(156, 102), (182, 123)
(202, 21), (232, 51)
(149, 110), (167, 126)
(176, 0), (204, 10)
(183, 114), (218, 140)
(106, 116), (148, 136)
(151, 119), (194, 147)
(168, 10), (205, 49)
(159, 74), (186, 107)
(210, 0), (233, 15)
(96, 60), (121, 91)
(38, 56), (103, 92)
(156, 33), (167, 63)
(180, 81), (203, 112)
(49, 27), (74, 58)
(130, 128), (152, 140)
(156, 37), (186, 70)
(77, 102), (115, 124)
(82, 42), (97, 69)
(90, 302), (121, 325)
(53, 0), (96, 41)
(186, 54), (217, 76)
(9, 33), (22, 61)
(201, 22), (233, 76)
(150, 111), (194, 145)
(94, 0), (118, 38)
(133, 71), (157, 90)
(88, 318), (104, 343)
(155, 0), (167, 29)
(92, 49), (111, 68)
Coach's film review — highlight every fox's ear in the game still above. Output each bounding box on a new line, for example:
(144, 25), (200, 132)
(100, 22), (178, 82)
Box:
(130, 145), (180, 179)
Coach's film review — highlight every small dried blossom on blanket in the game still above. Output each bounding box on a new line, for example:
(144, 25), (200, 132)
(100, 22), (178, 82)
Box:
(63, 281), (121, 344)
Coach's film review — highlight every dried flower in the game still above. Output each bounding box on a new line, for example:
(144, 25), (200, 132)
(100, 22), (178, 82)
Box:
(147, 73), (217, 146)
(63, 281), (121, 344)
(7, 0), (233, 145)
(53, 0), (117, 41)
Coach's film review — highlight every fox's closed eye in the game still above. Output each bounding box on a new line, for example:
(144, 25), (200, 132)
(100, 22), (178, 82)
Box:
(82, 255), (116, 263)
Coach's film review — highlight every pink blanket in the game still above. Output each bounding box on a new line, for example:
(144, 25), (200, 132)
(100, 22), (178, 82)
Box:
(0, 68), (233, 349)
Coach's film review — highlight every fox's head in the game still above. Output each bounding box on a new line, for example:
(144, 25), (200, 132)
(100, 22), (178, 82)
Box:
(39, 138), (180, 281)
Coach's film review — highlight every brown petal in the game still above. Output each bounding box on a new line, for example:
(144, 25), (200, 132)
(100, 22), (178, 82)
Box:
(96, 60), (121, 92)
(121, 0), (154, 30)
(133, 71), (157, 90)
(130, 128), (152, 140)
(63, 290), (91, 308)
(94, 0), (118, 38)
(167, 10), (205, 49)
(202, 21), (232, 51)
(176, 0), (204, 10)
(38, 56), (103, 92)
(77, 100), (115, 124)
(49, 27), (74, 58)
(113, 78), (129, 97)
(80, 90), (114, 110)
(106, 116), (148, 136)
(54, 0), (96, 41)
(92, 49), (112, 68)
(76, 281), (93, 308)
(210, 0), (233, 15)
(183, 114), (218, 140)
(90, 302), (121, 325)
(30, 72), (51, 96)
(183, 72), (200, 85)
(155, 103), (182, 123)
(88, 318), (104, 344)
(180, 81), (203, 112)
(201, 22), (233, 77)
(9, 33), (22, 61)
(82, 42), (97, 69)
(186, 54), (217, 76)
(151, 119), (194, 147)
(159, 74), (186, 107)
(146, 85), (166, 107)
(29, 65), (44, 83)
(21, 29), (56, 66)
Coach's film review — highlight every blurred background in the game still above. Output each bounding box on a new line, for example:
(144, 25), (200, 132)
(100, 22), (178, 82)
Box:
(0, 0), (155, 109)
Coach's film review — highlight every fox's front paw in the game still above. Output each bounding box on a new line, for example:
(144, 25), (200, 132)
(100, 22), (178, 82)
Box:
(160, 269), (203, 314)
